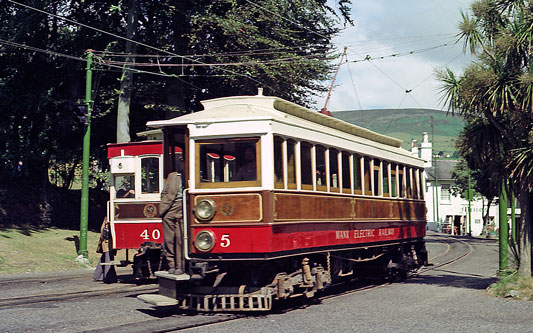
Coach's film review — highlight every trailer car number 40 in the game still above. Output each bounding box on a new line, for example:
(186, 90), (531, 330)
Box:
(140, 228), (161, 240)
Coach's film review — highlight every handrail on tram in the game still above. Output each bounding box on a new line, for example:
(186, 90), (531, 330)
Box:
(182, 188), (190, 260)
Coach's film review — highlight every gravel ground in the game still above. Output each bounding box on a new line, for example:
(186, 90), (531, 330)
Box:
(2, 233), (531, 333)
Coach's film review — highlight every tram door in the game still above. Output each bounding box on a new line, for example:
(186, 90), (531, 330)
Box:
(163, 127), (188, 182)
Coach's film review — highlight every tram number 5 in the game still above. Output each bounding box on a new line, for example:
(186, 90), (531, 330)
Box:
(220, 234), (230, 248)
(141, 228), (161, 240)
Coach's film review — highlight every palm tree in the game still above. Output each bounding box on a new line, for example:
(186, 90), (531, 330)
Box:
(438, 0), (533, 276)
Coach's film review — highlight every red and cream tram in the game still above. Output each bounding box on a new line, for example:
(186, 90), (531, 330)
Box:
(107, 134), (177, 278)
(138, 92), (428, 311)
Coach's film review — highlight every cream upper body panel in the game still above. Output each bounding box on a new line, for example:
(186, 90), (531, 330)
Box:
(146, 95), (423, 168)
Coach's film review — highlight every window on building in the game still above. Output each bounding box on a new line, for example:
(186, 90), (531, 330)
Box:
(441, 184), (451, 201)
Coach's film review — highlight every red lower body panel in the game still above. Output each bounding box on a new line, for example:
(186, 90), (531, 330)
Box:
(191, 221), (426, 256)
(112, 222), (164, 249)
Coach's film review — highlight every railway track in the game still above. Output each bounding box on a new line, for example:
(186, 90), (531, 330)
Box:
(0, 281), (157, 310)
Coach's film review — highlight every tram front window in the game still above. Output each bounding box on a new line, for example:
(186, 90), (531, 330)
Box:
(141, 157), (159, 194)
(198, 139), (259, 186)
(115, 175), (135, 199)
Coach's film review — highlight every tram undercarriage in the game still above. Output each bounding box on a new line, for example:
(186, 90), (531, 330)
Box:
(139, 239), (428, 311)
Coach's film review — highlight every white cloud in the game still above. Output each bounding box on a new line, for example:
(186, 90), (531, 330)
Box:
(318, 0), (474, 111)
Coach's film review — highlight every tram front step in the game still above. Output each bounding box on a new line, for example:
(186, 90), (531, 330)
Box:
(137, 294), (178, 306)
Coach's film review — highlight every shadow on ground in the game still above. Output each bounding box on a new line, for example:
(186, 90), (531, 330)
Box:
(406, 269), (497, 290)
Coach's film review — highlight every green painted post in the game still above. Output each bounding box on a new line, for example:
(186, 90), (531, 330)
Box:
(468, 169), (472, 236)
(78, 50), (93, 258)
(511, 193), (516, 245)
(499, 179), (508, 272)
(434, 156), (440, 226)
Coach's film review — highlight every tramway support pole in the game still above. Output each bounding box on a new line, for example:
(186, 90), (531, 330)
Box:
(78, 49), (94, 259)
(511, 193), (516, 245)
(498, 179), (508, 272)
(467, 169), (472, 236)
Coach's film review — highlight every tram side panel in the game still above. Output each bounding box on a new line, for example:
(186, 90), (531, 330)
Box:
(187, 190), (426, 258)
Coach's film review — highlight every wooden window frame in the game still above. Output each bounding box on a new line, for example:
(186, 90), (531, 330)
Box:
(316, 145), (327, 192)
(329, 148), (340, 193)
(195, 137), (261, 189)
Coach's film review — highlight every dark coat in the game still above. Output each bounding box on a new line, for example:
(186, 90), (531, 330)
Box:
(160, 172), (182, 218)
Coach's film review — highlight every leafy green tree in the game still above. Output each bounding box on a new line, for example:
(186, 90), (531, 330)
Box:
(0, 0), (353, 226)
(438, 0), (533, 276)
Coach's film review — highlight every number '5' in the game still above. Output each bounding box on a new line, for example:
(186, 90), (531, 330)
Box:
(220, 234), (230, 247)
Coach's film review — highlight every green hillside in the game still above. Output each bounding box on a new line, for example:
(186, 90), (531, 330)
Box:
(332, 108), (464, 156)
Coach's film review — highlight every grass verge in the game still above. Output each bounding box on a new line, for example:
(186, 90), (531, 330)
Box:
(0, 226), (125, 275)
(487, 271), (533, 301)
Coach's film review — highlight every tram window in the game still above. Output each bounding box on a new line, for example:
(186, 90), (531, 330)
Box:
(115, 174), (135, 199)
(373, 159), (381, 196)
(391, 163), (397, 197)
(363, 158), (371, 195)
(419, 169), (425, 199)
(406, 167), (412, 198)
(353, 155), (362, 194)
(382, 161), (390, 196)
(398, 165), (405, 198)
(197, 139), (259, 187)
(316, 145), (327, 191)
(287, 139), (297, 189)
(301, 142), (313, 189)
(329, 149), (339, 191)
(141, 157), (159, 194)
(412, 168), (418, 199)
(342, 152), (350, 193)
(274, 137), (284, 188)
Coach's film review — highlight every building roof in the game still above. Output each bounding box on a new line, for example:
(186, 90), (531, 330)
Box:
(425, 159), (458, 181)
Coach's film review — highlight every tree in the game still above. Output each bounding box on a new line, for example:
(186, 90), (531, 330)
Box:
(0, 0), (353, 226)
(115, 0), (139, 143)
(438, 0), (533, 276)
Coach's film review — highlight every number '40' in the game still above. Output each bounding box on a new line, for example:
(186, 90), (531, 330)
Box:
(140, 229), (161, 240)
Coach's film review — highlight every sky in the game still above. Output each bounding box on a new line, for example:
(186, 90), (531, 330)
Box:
(319, 0), (474, 112)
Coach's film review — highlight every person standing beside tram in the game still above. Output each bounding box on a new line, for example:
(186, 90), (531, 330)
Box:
(160, 167), (185, 275)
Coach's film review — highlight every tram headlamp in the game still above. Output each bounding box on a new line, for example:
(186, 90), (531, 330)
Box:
(195, 230), (215, 252)
(193, 198), (216, 222)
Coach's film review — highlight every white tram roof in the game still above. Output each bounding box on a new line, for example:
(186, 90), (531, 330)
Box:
(147, 94), (404, 147)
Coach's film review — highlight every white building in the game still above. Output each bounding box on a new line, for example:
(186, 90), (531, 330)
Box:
(412, 132), (498, 236)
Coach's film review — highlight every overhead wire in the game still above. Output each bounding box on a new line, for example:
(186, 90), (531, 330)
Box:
(345, 56), (363, 111)
(244, 0), (464, 112)
(0, 37), (208, 94)
(6, 0), (284, 96)
(0, 38), (86, 62)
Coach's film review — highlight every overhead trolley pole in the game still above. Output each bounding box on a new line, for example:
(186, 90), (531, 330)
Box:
(78, 49), (94, 259)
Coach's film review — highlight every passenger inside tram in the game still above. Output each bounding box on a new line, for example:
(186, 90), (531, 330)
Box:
(115, 175), (135, 198)
(233, 145), (256, 181)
